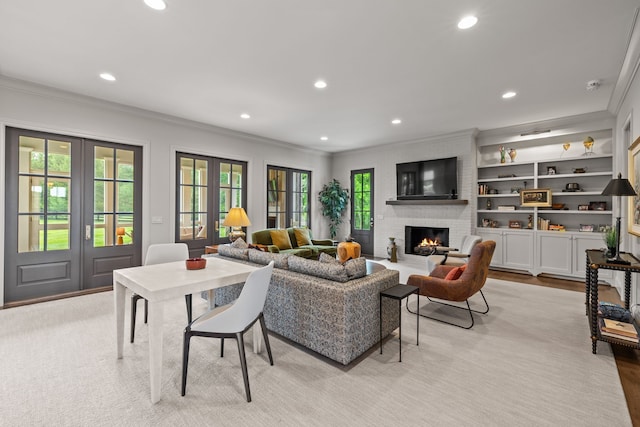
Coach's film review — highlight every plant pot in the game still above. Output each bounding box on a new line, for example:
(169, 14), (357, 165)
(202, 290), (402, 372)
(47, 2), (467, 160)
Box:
(606, 247), (617, 258)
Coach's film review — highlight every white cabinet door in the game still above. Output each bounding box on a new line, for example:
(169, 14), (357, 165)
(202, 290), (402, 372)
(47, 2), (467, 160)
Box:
(503, 231), (533, 271)
(477, 229), (504, 267)
(535, 232), (572, 276)
(573, 234), (613, 280)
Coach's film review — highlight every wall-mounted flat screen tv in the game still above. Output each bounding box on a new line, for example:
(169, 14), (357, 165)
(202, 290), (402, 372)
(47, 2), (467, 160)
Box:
(396, 156), (458, 200)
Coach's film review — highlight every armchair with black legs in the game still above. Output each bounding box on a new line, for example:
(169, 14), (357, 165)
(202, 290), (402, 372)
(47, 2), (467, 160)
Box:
(181, 261), (275, 402)
(407, 240), (496, 329)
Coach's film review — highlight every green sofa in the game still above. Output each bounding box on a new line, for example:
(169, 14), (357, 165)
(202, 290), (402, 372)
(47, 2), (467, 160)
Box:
(251, 227), (337, 259)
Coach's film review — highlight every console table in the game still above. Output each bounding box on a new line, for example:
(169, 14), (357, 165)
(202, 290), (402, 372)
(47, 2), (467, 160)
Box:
(585, 249), (640, 354)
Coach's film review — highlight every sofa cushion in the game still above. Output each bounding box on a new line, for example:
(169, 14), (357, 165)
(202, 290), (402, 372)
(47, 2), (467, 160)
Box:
(231, 237), (249, 249)
(217, 244), (249, 260)
(270, 229), (293, 250)
(288, 255), (349, 282)
(294, 227), (313, 246)
(344, 257), (367, 280)
(248, 250), (289, 269)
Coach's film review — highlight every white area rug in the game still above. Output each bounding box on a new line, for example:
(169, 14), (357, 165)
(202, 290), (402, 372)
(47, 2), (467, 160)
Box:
(0, 270), (631, 426)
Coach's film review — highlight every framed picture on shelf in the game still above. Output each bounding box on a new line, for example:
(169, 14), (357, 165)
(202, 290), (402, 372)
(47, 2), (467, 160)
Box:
(508, 220), (521, 229)
(579, 224), (594, 232)
(546, 166), (556, 175)
(520, 188), (552, 207)
(629, 136), (640, 236)
(578, 204), (589, 211)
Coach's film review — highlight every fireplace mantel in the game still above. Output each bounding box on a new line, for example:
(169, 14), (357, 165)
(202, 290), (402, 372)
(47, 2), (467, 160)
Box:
(385, 199), (468, 206)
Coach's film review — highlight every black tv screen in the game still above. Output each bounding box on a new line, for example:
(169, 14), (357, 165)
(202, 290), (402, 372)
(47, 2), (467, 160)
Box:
(396, 156), (458, 200)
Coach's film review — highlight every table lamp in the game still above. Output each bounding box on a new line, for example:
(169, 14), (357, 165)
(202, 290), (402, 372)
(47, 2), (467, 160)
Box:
(601, 172), (637, 264)
(222, 207), (251, 242)
(116, 227), (126, 245)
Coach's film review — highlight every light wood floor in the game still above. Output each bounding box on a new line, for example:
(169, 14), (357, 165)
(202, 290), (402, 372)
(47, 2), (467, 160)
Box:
(489, 270), (640, 427)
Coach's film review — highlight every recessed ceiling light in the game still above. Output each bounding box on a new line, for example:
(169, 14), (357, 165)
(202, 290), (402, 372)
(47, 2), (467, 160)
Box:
(314, 80), (327, 89)
(391, 119), (402, 125)
(502, 91), (517, 99)
(240, 113), (251, 119)
(99, 72), (116, 82)
(144, 0), (167, 11)
(457, 15), (478, 30)
(320, 136), (328, 141)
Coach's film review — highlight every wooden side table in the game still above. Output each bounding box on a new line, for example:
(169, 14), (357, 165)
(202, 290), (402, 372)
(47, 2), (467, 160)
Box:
(380, 284), (419, 362)
(204, 245), (219, 254)
(585, 249), (640, 354)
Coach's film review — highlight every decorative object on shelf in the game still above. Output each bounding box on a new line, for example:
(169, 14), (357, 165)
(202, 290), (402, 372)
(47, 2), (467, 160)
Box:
(628, 136), (640, 236)
(337, 237), (361, 263)
(520, 188), (552, 207)
(560, 143), (570, 157)
(185, 257), (206, 270)
(486, 198), (492, 210)
(579, 224), (594, 232)
(601, 172), (637, 264)
(598, 224), (609, 232)
(565, 182), (581, 191)
(573, 167), (587, 173)
(508, 220), (521, 229)
(387, 237), (398, 263)
(116, 227), (126, 245)
(222, 207), (251, 242)
(602, 226), (617, 257)
(551, 203), (565, 210)
(547, 166), (556, 175)
(508, 148), (517, 162)
(510, 187), (521, 194)
(583, 136), (594, 156)
(499, 145), (506, 163)
(318, 179), (349, 239)
(588, 201), (607, 211)
(578, 204), (589, 211)
(527, 215), (533, 229)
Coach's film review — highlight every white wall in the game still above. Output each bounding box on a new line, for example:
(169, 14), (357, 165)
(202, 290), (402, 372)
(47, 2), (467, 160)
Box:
(0, 77), (331, 305)
(330, 130), (476, 260)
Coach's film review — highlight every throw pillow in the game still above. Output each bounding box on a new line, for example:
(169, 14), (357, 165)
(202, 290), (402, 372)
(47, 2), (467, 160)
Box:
(248, 250), (289, 269)
(217, 244), (250, 260)
(319, 252), (340, 264)
(231, 237), (249, 249)
(344, 257), (367, 280)
(444, 266), (463, 281)
(294, 227), (313, 246)
(270, 229), (293, 250)
(288, 255), (349, 282)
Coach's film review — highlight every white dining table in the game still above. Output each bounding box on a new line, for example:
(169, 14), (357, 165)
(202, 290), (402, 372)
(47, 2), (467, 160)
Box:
(113, 256), (259, 404)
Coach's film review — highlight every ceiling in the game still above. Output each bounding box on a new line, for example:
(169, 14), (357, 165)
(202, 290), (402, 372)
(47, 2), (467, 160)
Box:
(0, 0), (638, 153)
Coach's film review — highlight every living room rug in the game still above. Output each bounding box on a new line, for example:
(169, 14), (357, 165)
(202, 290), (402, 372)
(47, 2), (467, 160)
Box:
(0, 274), (631, 426)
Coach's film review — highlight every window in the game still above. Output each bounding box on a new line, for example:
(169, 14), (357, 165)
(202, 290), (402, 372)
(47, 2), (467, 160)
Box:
(177, 153), (247, 251)
(267, 166), (310, 229)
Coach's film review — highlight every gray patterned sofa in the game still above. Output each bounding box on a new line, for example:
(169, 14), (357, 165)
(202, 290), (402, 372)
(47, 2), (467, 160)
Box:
(208, 244), (400, 365)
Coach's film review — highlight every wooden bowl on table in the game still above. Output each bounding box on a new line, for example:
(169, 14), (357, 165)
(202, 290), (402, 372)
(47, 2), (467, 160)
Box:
(185, 258), (207, 270)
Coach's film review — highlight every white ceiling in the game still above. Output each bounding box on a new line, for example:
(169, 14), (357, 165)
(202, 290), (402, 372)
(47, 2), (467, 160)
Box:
(0, 0), (638, 153)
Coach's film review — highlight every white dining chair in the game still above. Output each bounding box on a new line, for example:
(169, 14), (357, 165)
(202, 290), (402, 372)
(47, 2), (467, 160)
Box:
(181, 261), (275, 402)
(130, 243), (191, 343)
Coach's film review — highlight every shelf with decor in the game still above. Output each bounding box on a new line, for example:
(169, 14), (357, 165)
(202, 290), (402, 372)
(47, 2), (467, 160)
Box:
(475, 126), (614, 278)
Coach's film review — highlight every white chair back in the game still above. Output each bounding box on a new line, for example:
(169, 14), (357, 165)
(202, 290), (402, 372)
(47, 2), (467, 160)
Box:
(193, 261), (274, 333)
(459, 235), (482, 255)
(145, 243), (189, 265)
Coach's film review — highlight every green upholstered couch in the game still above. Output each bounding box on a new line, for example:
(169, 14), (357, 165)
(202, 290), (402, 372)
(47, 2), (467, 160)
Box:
(251, 227), (337, 259)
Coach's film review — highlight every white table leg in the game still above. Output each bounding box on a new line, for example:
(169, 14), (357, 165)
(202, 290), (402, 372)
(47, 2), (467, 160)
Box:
(207, 289), (215, 310)
(114, 282), (126, 359)
(147, 300), (165, 404)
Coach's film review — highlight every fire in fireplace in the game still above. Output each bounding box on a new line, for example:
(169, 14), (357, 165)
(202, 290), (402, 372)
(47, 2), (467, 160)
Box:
(405, 226), (450, 256)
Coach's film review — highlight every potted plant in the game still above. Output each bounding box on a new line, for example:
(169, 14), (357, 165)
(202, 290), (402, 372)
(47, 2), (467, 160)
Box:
(318, 179), (349, 239)
(603, 226), (617, 257)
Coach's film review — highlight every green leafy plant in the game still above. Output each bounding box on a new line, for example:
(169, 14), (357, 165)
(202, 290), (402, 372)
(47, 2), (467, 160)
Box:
(318, 179), (349, 239)
(603, 226), (617, 250)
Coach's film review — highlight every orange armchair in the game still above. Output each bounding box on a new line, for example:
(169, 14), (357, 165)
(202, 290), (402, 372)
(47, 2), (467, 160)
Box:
(406, 240), (496, 329)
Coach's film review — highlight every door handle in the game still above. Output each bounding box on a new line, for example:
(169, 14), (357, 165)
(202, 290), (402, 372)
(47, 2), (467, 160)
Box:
(85, 225), (91, 240)
(369, 218), (374, 228)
